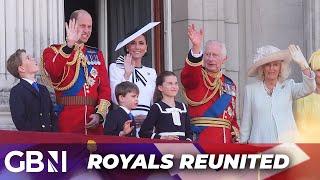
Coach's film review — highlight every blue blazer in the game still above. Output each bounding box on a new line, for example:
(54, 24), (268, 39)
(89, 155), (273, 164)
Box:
(9, 79), (57, 131)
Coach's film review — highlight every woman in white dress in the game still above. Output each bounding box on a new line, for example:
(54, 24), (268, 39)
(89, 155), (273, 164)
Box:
(109, 28), (157, 137)
(240, 45), (316, 143)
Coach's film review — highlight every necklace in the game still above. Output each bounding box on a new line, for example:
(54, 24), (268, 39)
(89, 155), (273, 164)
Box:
(263, 81), (274, 96)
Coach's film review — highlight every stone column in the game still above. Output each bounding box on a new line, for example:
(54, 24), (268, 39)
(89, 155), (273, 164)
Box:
(304, 0), (320, 56)
(224, 0), (240, 121)
(98, 0), (109, 61)
(0, 0), (64, 130)
(237, 0), (305, 121)
(171, 0), (190, 101)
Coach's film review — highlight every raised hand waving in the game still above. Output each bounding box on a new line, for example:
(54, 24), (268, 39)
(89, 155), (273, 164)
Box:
(187, 24), (204, 53)
(65, 18), (81, 47)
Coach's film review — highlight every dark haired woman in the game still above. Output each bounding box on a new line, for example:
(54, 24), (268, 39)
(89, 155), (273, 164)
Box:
(109, 32), (157, 137)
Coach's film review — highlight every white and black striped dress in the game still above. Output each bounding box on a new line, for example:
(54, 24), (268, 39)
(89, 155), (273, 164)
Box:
(109, 56), (157, 117)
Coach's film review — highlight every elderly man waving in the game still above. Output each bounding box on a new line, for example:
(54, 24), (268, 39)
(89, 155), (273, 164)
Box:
(181, 24), (239, 144)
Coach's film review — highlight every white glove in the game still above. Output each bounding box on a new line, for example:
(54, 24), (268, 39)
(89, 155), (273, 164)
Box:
(288, 44), (309, 70)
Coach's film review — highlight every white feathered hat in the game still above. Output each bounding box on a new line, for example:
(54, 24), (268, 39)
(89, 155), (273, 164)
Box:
(248, 45), (291, 77)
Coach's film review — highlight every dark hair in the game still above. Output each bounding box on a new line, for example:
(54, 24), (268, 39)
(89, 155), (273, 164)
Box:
(6, 49), (26, 79)
(115, 81), (139, 103)
(124, 33), (148, 54)
(122, 24), (149, 54)
(153, 71), (177, 102)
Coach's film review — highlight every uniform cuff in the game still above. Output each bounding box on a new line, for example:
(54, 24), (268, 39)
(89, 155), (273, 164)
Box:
(186, 50), (203, 66)
(190, 49), (203, 58)
(96, 99), (111, 121)
(58, 44), (74, 58)
(188, 49), (203, 63)
(62, 45), (74, 54)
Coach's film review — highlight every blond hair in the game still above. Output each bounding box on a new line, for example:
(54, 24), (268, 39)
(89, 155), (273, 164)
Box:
(256, 60), (291, 82)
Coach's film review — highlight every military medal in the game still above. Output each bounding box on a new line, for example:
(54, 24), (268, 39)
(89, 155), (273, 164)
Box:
(87, 77), (96, 87)
(223, 83), (236, 96)
(227, 106), (234, 117)
(86, 52), (101, 65)
(90, 67), (98, 79)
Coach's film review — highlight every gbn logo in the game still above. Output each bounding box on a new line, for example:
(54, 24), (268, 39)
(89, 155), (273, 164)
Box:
(4, 151), (67, 172)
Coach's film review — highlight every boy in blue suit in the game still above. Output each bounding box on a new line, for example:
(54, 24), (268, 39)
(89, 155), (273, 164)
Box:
(104, 81), (139, 137)
(7, 49), (56, 131)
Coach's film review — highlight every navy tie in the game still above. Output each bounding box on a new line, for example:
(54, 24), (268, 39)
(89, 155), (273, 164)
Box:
(32, 82), (39, 92)
(128, 112), (136, 137)
(128, 112), (134, 121)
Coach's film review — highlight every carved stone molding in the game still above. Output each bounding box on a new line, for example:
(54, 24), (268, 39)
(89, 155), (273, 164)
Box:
(0, 88), (10, 111)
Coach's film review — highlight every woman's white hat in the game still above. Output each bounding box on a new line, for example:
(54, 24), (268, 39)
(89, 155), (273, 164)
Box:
(248, 45), (291, 77)
(115, 22), (160, 51)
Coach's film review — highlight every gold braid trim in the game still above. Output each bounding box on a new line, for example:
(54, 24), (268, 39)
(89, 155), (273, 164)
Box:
(191, 117), (231, 129)
(186, 57), (203, 67)
(55, 43), (83, 66)
(96, 99), (111, 121)
(40, 55), (55, 90)
(51, 66), (70, 88)
(41, 45), (86, 91)
(183, 69), (222, 106)
(58, 44), (72, 59)
(51, 46), (59, 54)
(53, 49), (82, 91)
(65, 44), (84, 66)
(40, 46), (62, 89)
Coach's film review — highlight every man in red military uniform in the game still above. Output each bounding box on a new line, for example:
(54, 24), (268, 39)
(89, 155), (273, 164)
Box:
(42, 9), (111, 135)
(181, 24), (239, 144)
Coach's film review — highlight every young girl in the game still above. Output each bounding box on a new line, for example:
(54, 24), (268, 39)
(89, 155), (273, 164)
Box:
(139, 71), (193, 141)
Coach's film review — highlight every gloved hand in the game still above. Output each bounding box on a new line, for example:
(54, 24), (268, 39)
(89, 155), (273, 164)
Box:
(288, 44), (309, 70)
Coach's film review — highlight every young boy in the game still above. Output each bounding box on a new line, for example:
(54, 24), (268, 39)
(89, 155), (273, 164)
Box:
(104, 81), (139, 137)
(6, 49), (56, 132)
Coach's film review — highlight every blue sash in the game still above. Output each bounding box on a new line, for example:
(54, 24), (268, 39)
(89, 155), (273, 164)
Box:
(192, 76), (234, 135)
(203, 93), (232, 117)
(56, 47), (98, 115)
(62, 47), (97, 96)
